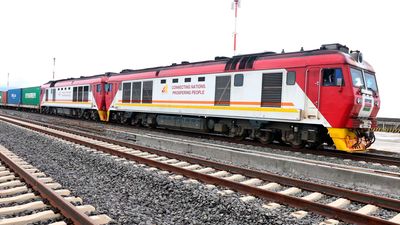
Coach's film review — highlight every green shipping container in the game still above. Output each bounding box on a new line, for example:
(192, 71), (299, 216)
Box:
(21, 86), (41, 106)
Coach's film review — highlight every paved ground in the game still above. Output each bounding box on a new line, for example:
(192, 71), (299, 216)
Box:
(373, 132), (400, 153)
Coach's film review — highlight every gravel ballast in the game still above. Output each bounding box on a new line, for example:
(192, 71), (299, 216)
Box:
(1, 109), (399, 200)
(0, 121), (329, 225)
(2, 109), (399, 174)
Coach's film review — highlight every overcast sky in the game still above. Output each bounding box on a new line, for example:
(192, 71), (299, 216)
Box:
(0, 0), (399, 117)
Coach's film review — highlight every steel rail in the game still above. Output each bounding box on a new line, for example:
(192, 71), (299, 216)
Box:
(0, 146), (95, 225)
(2, 112), (400, 167)
(7, 115), (398, 211)
(78, 131), (400, 211)
(1, 115), (399, 224)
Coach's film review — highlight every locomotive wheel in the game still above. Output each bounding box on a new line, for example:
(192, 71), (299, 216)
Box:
(258, 131), (274, 144)
(83, 111), (90, 120)
(234, 131), (247, 141)
(130, 117), (141, 126)
(120, 117), (128, 124)
(290, 140), (305, 149)
(90, 111), (99, 121)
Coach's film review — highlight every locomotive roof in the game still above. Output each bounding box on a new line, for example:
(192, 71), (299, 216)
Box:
(42, 43), (374, 86)
(114, 44), (346, 73)
(42, 73), (117, 87)
(108, 43), (373, 81)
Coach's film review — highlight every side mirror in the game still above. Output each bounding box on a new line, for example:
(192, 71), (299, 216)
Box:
(336, 78), (343, 86)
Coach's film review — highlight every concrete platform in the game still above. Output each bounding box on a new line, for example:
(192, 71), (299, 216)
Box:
(373, 132), (400, 153)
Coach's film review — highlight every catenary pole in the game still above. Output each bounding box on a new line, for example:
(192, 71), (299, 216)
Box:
(53, 57), (56, 80)
(232, 0), (240, 56)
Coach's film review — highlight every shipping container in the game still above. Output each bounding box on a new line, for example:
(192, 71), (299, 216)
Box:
(0, 91), (3, 105)
(1, 92), (7, 105)
(22, 86), (41, 107)
(7, 89), (22, 106)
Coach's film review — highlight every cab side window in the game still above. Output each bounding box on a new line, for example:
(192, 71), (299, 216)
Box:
(322, 68), (344, 86)
(105, 83), (113, 92)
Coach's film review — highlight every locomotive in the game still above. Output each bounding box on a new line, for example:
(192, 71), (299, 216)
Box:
(0, 44), (379, 153)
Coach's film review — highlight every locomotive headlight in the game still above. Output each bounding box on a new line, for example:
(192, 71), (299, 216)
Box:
(356, 97), (362, 104)
(374, 100), (379, 106)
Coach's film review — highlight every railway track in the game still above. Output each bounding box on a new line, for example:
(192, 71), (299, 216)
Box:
(0, 145), (111, 225)
(2, 110), (400, 168)
(1, 115), (400, 224)
(112, 128), (400, 170)
(155, 130), (400, 168)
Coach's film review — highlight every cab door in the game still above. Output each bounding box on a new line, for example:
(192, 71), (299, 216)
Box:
(92, 83), (104, 111)
(318, 67), (350, 127)
(105, 82), (119, 110)
(305, 67), (321, 119)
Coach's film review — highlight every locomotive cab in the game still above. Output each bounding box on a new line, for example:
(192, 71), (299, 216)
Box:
(324, 50), (379, 152)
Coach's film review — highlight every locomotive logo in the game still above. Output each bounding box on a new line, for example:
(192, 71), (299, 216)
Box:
(363, 99), (372, 112)
(162, 84), (168, 94)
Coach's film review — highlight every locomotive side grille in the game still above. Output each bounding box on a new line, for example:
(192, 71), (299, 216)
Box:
(142, 81), (153, 104)
(215, 76), (231, 106)
(52, 88), (56, 102)
(122, 82), (131, 103)
(131, 82), (142, 103)
(73, 87), (77, 102)
(83, 86), (89, 102)
(261, 73), (282, 107)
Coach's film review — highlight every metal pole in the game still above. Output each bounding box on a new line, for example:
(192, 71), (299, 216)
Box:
(53, 57), (56, 80)
(232, 0), (239, 56)
(7, 73), (9, 89)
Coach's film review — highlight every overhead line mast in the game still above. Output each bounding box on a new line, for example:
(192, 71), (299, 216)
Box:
(232, 0), (240, 56)
(53, 57), (56, 80)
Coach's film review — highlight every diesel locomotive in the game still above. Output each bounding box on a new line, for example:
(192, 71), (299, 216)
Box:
(0, 44), (379, 152)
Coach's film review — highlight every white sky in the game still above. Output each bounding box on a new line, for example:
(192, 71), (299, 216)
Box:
(0, 0), (399, 118)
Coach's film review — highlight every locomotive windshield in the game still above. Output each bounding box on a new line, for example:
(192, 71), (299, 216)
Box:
(364, 72), (378, 93)
(350, 68), (378, 93)
(350, 68), (364, 88)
